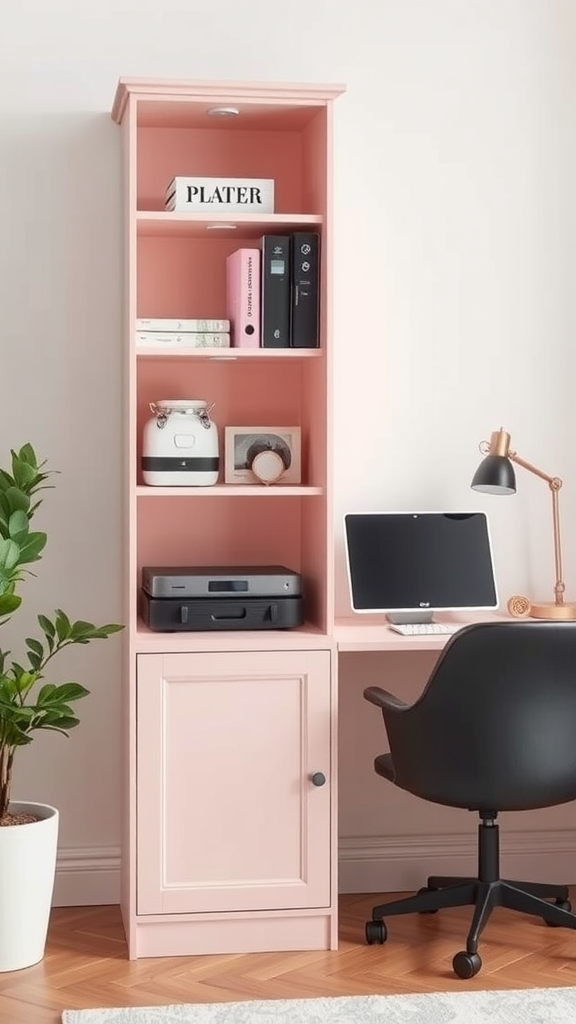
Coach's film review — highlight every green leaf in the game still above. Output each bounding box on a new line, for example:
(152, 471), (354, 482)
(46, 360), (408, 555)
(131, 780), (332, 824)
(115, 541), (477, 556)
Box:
(8, 509), (29, 540)
(5, 728), (34, 747)
(67, 621), (123, 642)
(10, 668), (39, 699)
(12, 460), (40, 489)
(50, 682), (90, 703)
(26, 637), (44, 660)
(17, 531), (47, 565)
(70, 620), (99, 640)
(37, 614), (55, 653)
(16, 444), (38, 467)
(37, 683), (57, 703)
(0, 538), (20, 572)
(45, 716), (80, 731)
(36, 709), (80, 729)
(0, 594), (21, 618)
(55, 609), (72, 642)
(38, 614), (55, 638)
(84, 623), (125, 639)
(0, 700), (35, 721)
(25, 637), (44, 670)
(5, 487), (30, 518)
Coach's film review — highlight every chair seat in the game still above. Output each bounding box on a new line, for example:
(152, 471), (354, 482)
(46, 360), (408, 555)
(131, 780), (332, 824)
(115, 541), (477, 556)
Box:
(374, 753), (394, 781)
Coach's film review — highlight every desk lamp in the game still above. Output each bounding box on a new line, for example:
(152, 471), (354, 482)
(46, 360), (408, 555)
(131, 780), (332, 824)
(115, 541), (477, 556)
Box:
(471, 428), (576, 620)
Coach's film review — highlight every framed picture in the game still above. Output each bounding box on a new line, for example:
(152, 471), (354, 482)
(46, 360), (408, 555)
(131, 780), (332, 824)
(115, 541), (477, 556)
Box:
(224, 426), (301, 485)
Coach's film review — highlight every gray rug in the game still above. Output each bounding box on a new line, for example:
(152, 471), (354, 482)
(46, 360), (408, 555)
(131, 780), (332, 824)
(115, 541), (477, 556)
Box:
(61, 987), (576, 1023)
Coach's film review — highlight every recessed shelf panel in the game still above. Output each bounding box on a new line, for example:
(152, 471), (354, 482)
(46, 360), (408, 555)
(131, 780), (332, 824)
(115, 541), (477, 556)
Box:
(136, 211), (323, 238)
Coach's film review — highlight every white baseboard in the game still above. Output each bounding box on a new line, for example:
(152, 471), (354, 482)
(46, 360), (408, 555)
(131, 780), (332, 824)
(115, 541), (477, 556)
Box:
(52, 845), (121, 906)
(338, 829), (576, 893)
(50, 831), (576, 907)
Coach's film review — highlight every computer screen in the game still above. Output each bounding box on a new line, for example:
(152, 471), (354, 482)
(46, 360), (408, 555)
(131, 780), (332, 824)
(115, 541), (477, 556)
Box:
(344, 511), (498, 618)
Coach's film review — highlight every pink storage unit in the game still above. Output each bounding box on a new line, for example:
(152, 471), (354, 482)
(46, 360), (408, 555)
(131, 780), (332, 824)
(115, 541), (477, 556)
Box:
(112, 77), (344, 958)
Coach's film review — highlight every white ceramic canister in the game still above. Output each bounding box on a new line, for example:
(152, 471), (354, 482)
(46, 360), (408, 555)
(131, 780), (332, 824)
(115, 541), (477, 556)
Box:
(142, 400), (219, 486)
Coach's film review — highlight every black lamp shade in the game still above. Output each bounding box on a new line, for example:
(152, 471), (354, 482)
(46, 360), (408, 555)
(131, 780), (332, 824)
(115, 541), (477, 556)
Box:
(471, 455), (516, 495)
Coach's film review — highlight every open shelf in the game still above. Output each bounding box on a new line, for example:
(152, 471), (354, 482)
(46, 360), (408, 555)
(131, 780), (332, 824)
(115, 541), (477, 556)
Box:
(135, 346), (323, 360)
(136, 211), (324, 238)
(136, 485), (324, 497)
(134, 619), (331, 653)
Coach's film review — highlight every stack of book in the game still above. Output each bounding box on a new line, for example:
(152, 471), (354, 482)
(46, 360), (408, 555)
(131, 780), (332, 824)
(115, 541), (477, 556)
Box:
(136, 319), (231, 349)
(225, 232), (320, 349)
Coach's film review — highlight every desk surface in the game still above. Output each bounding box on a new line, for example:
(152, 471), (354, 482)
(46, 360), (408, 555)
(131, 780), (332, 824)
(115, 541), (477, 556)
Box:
(334, 612), (505, 652)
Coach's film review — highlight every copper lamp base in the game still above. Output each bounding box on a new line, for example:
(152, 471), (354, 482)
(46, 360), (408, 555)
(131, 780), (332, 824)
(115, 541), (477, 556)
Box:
(507, 595), (576, 621)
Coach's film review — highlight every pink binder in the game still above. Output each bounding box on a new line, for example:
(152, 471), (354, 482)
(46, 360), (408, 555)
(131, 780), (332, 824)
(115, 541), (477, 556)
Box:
(225, 248), (261, 348)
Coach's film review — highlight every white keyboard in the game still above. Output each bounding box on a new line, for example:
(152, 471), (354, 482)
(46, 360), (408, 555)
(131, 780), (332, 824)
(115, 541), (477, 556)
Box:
(388, 622), (462, 637)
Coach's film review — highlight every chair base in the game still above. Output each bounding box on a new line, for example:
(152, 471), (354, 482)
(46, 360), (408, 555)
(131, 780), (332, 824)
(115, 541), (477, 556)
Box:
(367, 818), (576, 976)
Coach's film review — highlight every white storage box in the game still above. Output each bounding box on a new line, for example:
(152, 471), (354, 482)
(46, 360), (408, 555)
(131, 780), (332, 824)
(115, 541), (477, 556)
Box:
(165, 176), (274, 214)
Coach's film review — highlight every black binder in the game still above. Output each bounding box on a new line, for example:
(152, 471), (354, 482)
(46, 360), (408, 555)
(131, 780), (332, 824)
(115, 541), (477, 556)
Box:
(290, 232), (320, 347)
(261, 235), (290, 347)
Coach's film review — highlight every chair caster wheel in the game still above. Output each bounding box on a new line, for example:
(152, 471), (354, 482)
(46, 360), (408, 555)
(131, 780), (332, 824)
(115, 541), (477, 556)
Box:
(545, 899), (572, 926)
(365, 920), (387, 944)
(417, 886), (439, 913)
(453, 951), (482, 978)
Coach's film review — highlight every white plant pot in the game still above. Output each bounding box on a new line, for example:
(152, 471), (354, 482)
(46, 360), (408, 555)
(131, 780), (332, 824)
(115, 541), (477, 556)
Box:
(0, 801), (59, 971)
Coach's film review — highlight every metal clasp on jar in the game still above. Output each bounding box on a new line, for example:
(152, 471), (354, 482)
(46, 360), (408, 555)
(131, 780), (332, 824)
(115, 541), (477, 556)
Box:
(199, 406), (214, 429)
(149, 402), (168, 429)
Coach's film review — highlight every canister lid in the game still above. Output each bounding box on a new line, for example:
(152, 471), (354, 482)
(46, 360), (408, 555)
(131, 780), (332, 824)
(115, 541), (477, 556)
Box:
(154, 399), (208, 413)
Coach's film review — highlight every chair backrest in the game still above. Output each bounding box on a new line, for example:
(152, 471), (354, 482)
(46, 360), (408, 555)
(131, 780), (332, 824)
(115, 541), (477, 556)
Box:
(379, 621), (576, 812)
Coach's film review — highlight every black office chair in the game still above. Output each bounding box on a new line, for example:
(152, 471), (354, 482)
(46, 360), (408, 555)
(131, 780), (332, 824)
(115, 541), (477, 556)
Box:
(363, 620), (576, 978)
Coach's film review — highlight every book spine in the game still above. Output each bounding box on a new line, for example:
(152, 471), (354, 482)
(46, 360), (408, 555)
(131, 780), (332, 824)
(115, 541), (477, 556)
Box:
(225, 248), (261, 348)
(136, 332), (230, 348)
(136, 318), (230, 333)
(290, 232), (320, 348)
(261, 235), (291, 348)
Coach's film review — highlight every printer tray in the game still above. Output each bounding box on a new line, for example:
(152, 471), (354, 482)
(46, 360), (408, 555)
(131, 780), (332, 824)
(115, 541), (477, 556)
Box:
(140, 592), (304, 632)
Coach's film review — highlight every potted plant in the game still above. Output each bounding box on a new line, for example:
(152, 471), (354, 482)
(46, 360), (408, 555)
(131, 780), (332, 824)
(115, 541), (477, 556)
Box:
(0, 443), (123, 972)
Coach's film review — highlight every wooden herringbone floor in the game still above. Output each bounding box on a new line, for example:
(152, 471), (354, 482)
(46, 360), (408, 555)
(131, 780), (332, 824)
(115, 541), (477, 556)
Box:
(2, 892), (576, 1023)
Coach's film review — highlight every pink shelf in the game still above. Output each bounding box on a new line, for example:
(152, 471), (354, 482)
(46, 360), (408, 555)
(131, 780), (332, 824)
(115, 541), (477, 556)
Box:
(136, 211), (323, 238)
(134, 620), (333, 654)
(135, 346), (322, 360)
(136, 485), (324, 497)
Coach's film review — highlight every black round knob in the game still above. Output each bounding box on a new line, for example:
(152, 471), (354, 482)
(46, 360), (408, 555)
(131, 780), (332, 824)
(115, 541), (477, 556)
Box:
(311, 772), (326, 787)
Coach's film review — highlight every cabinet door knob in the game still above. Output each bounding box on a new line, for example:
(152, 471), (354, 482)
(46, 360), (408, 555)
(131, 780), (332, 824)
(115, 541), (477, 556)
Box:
(311, 771), (326, 787)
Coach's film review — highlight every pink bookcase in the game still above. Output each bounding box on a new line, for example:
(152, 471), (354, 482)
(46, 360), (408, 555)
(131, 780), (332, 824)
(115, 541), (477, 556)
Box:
(112, 78), (344, 959)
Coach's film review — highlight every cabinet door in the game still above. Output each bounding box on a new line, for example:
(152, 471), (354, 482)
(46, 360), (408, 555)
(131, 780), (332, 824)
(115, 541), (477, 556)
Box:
(136, 649), (332, 915)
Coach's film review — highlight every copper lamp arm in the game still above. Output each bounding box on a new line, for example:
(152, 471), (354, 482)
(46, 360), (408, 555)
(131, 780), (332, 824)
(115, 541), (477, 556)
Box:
(508, 450), (565, 604)
(507, 450), (560, 489)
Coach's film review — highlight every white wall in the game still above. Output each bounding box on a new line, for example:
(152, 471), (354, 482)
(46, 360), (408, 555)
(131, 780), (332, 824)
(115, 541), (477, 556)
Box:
(1, 0), (575, 903)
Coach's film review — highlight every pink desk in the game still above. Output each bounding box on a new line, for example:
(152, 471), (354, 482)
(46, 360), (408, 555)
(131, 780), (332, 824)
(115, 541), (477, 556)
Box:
(334, 612), (506, 652)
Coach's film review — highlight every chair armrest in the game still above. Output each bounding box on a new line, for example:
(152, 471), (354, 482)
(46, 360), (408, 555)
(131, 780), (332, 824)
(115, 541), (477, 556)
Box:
(364, 686), (409, 712)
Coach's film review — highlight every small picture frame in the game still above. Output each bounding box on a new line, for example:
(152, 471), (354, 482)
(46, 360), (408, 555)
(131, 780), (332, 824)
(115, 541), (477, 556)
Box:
(224, 426), (302, 485)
